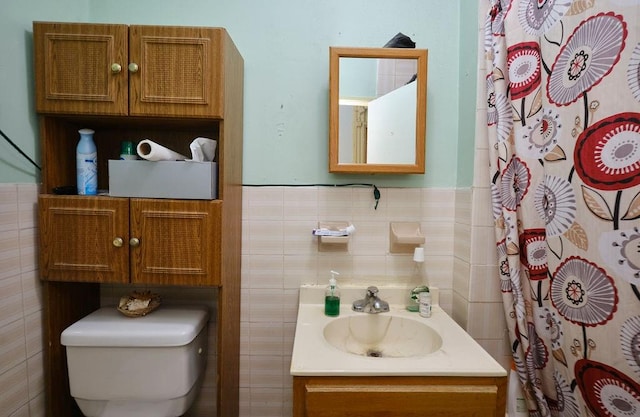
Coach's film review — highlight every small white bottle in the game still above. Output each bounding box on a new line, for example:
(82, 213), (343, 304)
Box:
(76, 128), (97, 195)
(419, 290), (432, 318)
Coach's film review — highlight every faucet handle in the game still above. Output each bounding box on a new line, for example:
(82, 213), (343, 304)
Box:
(366, 286), (379, 296)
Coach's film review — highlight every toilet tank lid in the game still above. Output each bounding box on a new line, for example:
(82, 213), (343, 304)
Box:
(61, 306), (210, 347)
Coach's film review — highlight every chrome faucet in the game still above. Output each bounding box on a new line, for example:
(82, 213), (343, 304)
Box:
(352, 286), (389, 314)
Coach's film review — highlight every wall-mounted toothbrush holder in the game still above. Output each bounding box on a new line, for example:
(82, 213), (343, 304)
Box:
(314, 221), (353, 252)
(389, 222), (425, 253)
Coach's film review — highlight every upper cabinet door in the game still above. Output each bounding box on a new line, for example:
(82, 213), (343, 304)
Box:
(34, 22), (129, 115)
(128, 25), (223, 118)
(33, 23), (224, 118)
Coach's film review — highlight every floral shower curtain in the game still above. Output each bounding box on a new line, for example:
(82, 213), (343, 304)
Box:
(484, 1), (640, 416)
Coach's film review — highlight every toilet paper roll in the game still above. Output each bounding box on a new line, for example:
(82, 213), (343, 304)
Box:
(136, 139), (187, 161)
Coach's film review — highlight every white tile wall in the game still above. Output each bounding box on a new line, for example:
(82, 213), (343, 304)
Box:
(376, 58), (418, 96)
(0, 183), (43, 417)
(447, 3), (513, 372)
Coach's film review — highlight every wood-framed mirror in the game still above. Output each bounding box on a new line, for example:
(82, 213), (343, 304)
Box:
(329, 46), (428, 174)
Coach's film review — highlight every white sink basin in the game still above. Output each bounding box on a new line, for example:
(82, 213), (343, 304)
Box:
(323, 314), (442, 358)
(290, 285), (508, 377)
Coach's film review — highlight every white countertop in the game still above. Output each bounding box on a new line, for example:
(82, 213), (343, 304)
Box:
(290, 285), (507, 377)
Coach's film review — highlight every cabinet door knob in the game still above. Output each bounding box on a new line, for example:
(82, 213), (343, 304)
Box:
(110, 63), (122, 74)
(128, 63), (139, 73)
(112, 237), (124, 247)
(129, 237), (140, 247)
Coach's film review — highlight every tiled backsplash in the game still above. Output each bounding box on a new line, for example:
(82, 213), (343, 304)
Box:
(0, 183), (508, 417)
(0, 183), (44, 417)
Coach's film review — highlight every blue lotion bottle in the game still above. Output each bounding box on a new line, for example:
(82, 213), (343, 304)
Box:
(324, 270), (340, 317)
(76, 128), (97, 195)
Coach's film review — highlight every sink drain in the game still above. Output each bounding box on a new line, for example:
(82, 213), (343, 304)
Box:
(366, 349), (383, 358)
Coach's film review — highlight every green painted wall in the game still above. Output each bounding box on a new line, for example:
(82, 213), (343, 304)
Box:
(0, 1), (477, 187)
(0, 0), (88, 183)
(457, 2), (479, 187)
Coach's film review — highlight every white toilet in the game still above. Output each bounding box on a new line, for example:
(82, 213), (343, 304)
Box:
(61, 306), (209, 417)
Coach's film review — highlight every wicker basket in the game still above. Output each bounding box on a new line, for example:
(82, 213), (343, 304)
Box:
(117, 290), (161, 317)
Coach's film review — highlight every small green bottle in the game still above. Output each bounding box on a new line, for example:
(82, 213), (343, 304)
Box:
(119, 140), (137, 160)
(407, 247), (427, 312)
(324, 270), (340, 317)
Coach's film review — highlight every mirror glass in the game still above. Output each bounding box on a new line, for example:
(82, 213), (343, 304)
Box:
(329, 47), (428, 174)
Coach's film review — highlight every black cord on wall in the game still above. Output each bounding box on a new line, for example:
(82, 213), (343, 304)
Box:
(243, 183), (381, 209)
(0, 127), (41, 171)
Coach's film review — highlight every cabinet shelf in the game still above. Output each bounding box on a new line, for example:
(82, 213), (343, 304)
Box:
(38, 116), (221, 195)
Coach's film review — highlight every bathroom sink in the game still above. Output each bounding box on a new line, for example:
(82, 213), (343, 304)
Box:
(291, 285), (507, 376)
(323, 314), (442, 358)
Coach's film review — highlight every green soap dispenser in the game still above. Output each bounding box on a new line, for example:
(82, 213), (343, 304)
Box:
(324, 270), (340, 317)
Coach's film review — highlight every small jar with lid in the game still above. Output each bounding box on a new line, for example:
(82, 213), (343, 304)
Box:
(419, 290), (431, 318)
(119, 141), (137, 160)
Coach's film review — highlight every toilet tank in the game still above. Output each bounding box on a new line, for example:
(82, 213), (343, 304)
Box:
(61, 306), (209, 401)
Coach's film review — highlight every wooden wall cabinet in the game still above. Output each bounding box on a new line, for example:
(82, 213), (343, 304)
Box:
(293, 376), (507, 417)
(33, 21), (243, 417)
(34, 22), (225, 118)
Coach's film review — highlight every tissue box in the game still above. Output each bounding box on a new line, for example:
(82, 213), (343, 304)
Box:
(108, 160), (218, 199)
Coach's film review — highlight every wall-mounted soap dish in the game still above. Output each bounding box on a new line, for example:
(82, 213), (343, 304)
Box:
(315, 221), (352, 252)
(389, 222), (425, 253)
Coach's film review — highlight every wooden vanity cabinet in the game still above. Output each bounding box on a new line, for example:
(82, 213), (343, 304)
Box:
(293, 375), (507, 417)
(33, 21), (243, 417)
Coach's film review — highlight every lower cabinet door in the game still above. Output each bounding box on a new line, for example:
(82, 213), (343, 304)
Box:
(39, 195), (130, 283)
(130, 199), (222, 286)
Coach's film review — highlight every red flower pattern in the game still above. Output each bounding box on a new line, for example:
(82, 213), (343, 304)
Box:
(574, 113), (640, 191)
